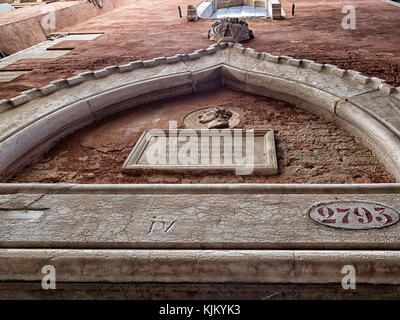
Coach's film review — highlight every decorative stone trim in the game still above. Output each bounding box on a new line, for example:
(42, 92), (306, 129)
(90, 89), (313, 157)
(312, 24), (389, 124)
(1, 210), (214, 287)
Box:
(20, 88), (42, 100)
(1, 249), (400, 284)
(50, 79), (69, 89)
(39, 84), (58, 96)
(118, 63), (133, 72)
(9, 94), (30, 107)
(1, 182), (400, 194)
(66, 76), (85, 86)
(0, 43), (397, 112)
(0, 100), (11, 113)
(93, 69), (110, 79)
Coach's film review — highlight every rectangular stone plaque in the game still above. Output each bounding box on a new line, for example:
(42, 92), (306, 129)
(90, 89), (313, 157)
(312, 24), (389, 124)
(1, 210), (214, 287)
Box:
(122, 129), (278, 175)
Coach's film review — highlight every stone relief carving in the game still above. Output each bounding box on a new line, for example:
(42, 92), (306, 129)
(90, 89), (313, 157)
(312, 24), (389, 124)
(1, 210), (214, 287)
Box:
(208, 18), (254, 44)
(198, 107), (233, 129)
(183, 107), (241, 129)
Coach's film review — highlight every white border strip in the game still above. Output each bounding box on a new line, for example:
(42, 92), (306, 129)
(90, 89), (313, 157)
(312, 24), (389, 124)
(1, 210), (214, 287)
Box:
(1, 183), (400, 194)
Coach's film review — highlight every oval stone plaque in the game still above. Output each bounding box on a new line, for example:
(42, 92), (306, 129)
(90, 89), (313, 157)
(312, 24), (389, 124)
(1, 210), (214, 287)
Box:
(308, 201), (400, 230)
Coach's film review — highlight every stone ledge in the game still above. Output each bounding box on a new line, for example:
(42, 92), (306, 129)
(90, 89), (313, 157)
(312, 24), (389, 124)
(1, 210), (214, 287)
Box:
(1, 183), (400, 194)
(0, 249), (400, 284)
(336, 100), (400, 180)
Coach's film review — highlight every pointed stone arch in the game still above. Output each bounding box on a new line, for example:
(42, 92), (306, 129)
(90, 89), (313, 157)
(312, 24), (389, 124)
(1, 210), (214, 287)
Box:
(1, 43), (400, 181)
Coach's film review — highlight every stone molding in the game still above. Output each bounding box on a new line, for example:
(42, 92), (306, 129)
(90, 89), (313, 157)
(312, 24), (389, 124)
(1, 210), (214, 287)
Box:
(1, 183), (400, 194)
(2, 42), (397, 114)
(1, 183), (400, 251)
(1, 249), (400, 284)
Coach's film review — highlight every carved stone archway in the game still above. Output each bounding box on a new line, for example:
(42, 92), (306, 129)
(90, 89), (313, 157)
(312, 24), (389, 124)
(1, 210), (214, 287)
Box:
(1, 42), (399, 181)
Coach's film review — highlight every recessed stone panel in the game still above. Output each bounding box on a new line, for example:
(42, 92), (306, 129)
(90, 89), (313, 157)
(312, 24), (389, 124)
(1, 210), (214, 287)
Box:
(122, 129), (278, 175)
